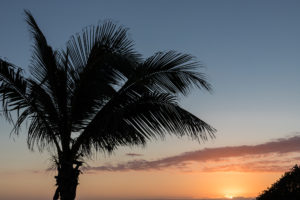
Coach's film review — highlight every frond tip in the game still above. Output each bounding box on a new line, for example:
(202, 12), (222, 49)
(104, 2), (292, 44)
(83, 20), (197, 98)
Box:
(0, 59), (28, 123)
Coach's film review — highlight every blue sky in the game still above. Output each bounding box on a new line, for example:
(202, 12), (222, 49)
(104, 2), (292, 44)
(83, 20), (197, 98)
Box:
(0, 0), (300, 199)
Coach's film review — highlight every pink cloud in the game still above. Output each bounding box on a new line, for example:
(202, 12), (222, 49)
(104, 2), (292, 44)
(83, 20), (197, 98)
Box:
(87, 135), (300, 172)
(126, 153), (143, 157)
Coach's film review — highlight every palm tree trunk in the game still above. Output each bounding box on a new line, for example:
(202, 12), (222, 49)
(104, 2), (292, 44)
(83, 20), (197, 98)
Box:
(53, 160), (81, 200)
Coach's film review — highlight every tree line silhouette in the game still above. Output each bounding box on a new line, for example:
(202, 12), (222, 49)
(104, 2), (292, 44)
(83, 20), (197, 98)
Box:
(256, 165), (300, 200)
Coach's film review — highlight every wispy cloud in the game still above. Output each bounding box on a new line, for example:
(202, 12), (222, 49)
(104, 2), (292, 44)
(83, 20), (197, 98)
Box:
(87, 136), (300, 173)
(126, 153), (144, 157)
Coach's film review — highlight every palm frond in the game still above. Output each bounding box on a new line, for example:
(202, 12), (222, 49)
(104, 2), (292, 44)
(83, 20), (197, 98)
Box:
(0, 59), (28, 122)
(66, 21), (141, 130)
(74, 91), (215, 155)
(25, 10), (56, 83)
(72, 50), (214, 154)
(0, 59), (61, 151)
(24, 10), (63, 115)
(67, 20), (139, 70)
(122, 51), (211, 96)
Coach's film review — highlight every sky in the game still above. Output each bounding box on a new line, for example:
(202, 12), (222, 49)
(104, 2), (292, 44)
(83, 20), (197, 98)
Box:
(0, 0), (300, 199)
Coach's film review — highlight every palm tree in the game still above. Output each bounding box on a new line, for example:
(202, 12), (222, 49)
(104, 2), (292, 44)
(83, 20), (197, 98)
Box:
(0, 10), (215, 200)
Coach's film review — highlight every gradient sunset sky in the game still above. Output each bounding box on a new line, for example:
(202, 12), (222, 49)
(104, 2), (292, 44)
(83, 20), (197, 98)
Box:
(1, 0), (300, 199)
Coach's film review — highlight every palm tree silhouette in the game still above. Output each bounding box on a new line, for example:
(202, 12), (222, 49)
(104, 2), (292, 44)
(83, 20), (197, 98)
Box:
(0, 10), (216, 200)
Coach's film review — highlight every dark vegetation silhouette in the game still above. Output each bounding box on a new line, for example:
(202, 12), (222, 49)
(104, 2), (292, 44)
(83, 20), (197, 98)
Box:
(0, 10), (215, 199)
(256, 165), (300, 200)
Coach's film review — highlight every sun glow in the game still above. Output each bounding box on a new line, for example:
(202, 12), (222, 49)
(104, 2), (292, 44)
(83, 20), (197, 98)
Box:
(225, 194), (233, 199)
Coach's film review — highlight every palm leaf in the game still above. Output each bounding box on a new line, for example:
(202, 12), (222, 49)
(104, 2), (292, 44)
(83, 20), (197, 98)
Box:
(121, 51), (212, 96)
(0, 59), (61, 151)
(0, 59), (28, 122)
(74, 90), (215, 155)
(66, 21), (140, 130)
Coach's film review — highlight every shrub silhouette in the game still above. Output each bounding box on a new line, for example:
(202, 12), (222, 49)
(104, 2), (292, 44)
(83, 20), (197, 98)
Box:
(256, 165), (300, 200)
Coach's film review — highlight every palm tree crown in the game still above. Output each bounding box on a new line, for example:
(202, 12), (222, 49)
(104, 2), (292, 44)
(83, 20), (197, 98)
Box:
(0, 10), (215, 200)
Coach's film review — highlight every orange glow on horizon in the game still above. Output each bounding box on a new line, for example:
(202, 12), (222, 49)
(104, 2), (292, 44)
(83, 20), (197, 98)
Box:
(224, 194), (234, 199)
(0, 168), (284, 199)
(77, 170), (283, 199)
